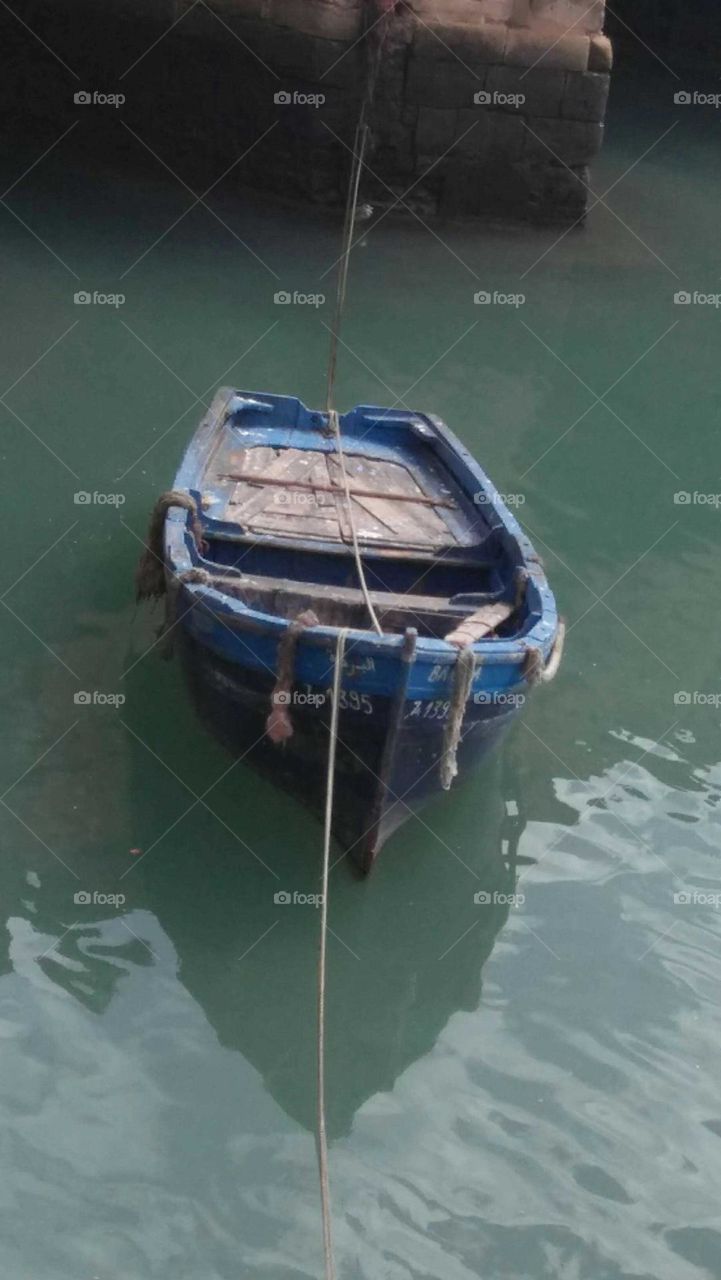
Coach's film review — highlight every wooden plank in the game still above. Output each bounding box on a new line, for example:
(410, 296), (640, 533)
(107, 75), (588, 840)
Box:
(219, 472), (458, 509)
(444, 601), (513, 647)
(217, 444), (465, 550)
(209, 570), (504, 620)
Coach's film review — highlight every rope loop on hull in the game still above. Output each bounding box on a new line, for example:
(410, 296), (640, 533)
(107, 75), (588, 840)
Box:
(524, 619), (566, 685)
(135, 490), (204, 602)
(440, 645), (477, 791)
(265, 610), (320, 743)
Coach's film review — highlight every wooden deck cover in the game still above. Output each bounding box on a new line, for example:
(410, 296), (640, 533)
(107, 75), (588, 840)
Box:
(219, 446), (475, 550)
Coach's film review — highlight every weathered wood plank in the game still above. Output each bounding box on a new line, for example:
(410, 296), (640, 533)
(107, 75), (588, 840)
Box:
(216, 444), (466, 549)
(220, 472), (458, 509)
(444, 601), (513, 647)
(210, 570), (505, 620)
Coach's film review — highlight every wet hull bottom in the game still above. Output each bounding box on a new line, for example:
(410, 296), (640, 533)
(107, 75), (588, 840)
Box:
(178, 633), (517, 874)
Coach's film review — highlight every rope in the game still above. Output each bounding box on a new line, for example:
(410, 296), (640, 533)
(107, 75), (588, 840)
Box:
(325, 3), (388, 408)
(135, 490), (204, 602)
(265, 609), (320, 743)
(323, 20), (387, 638)
(539, 619), (566, 683)
(325, 119), (370, 415)
(328, 409), (383, 636)
(316, 626), (348, 1280)
(524, 619), (566, 685)
(440, 646), (476, 791)
(317, 26), (391, 1222)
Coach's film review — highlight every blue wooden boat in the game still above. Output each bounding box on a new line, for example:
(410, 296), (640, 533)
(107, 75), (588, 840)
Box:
(139, 386), (562, 874)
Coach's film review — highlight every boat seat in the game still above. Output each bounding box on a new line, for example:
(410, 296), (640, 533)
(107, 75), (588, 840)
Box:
(207, 569), (514, 639)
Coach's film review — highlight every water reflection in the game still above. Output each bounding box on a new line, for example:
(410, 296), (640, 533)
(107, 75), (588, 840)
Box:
(128, 737), (529, 1138)
(2, 639), (531, 1138)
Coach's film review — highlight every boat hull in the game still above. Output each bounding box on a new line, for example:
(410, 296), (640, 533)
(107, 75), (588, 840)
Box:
(178, 631), (518, 873)
(146, 388), (561, 873)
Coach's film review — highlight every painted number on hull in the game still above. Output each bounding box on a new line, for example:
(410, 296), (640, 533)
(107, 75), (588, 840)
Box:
(405, 699), (452, 720)
(305, 685), (374, 715)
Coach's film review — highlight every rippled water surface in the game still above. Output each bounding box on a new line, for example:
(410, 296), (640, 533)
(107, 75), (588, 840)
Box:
(2, 54), (721, 1280)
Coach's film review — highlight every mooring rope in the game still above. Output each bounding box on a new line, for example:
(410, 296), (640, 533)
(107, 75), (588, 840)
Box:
(323, 16), (387, 639)
(524, 619), (566, 685)
(328, 408), (383, 636)
(317, 626), (348, 1280)
(325, 118), (370, 414)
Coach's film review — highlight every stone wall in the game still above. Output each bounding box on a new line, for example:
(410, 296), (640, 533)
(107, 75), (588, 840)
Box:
(167, 0), (612, 223)
(2, 0), (612, 225)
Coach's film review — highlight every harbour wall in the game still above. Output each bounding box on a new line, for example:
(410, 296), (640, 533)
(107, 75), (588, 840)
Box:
(4, 0), (612, 224)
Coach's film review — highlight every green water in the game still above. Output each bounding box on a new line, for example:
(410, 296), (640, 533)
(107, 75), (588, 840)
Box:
(2, 65), (721, 1280)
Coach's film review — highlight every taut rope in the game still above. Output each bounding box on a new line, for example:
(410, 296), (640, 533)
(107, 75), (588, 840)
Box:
(323, 14), (387, 638)
(317, 626), (348, 1280)
(327, 408), (383, 636)
(314, 16), (397, 1272)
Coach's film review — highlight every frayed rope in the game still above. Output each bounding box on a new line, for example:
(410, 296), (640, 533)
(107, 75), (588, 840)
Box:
(135, 490), (204, 603)
(265, 610), (320, 744)
(439, 645), (476, 791)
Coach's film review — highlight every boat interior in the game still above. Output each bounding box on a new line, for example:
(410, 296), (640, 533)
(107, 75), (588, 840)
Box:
(188, 401), (536, 641)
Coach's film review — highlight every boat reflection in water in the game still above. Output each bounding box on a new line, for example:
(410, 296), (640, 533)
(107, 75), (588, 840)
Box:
(1, 652), (532, 1139)
(127, 737), (530, 1138)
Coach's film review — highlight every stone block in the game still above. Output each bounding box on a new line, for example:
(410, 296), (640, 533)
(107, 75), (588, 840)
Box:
(310, 36), (363, 86)
(478, 0), (515, 19)
(505, 25), (590, 71)
(411, 18), (508, 70)
(374, 42), (411, 104)
(509, 0), (533, 25)
(412, 0), (512, 23)
(476, 157), (537, 217)
(175, 4), (267, 49)
(487, 110), (527, 158)
(515, 154), (588, 222)
(455, 107), (494, 157)
(530, 0), (605, 34)
(407, 51), (486, 108)
(416, 105), (460, 157)
(410, 0), (488, 21)
(486, 63), (564, 116)
(176, 0), (268, 15)
(261, 23), (318, 76)
(525, 116), (603, 165)
(588, 34), (613, 72)
(373, 113), (419, 178)
(454, 107), (524, 157)
(268, 0), (362, 42)
(439, 158), (484, 216)
(281, 92), (351, 142)
(561, 70), (609, 121)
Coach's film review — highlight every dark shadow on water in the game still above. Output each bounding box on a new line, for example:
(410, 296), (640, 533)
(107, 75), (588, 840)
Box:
(2, 635), (532, 1138)
(125, 648), (534, 1136)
